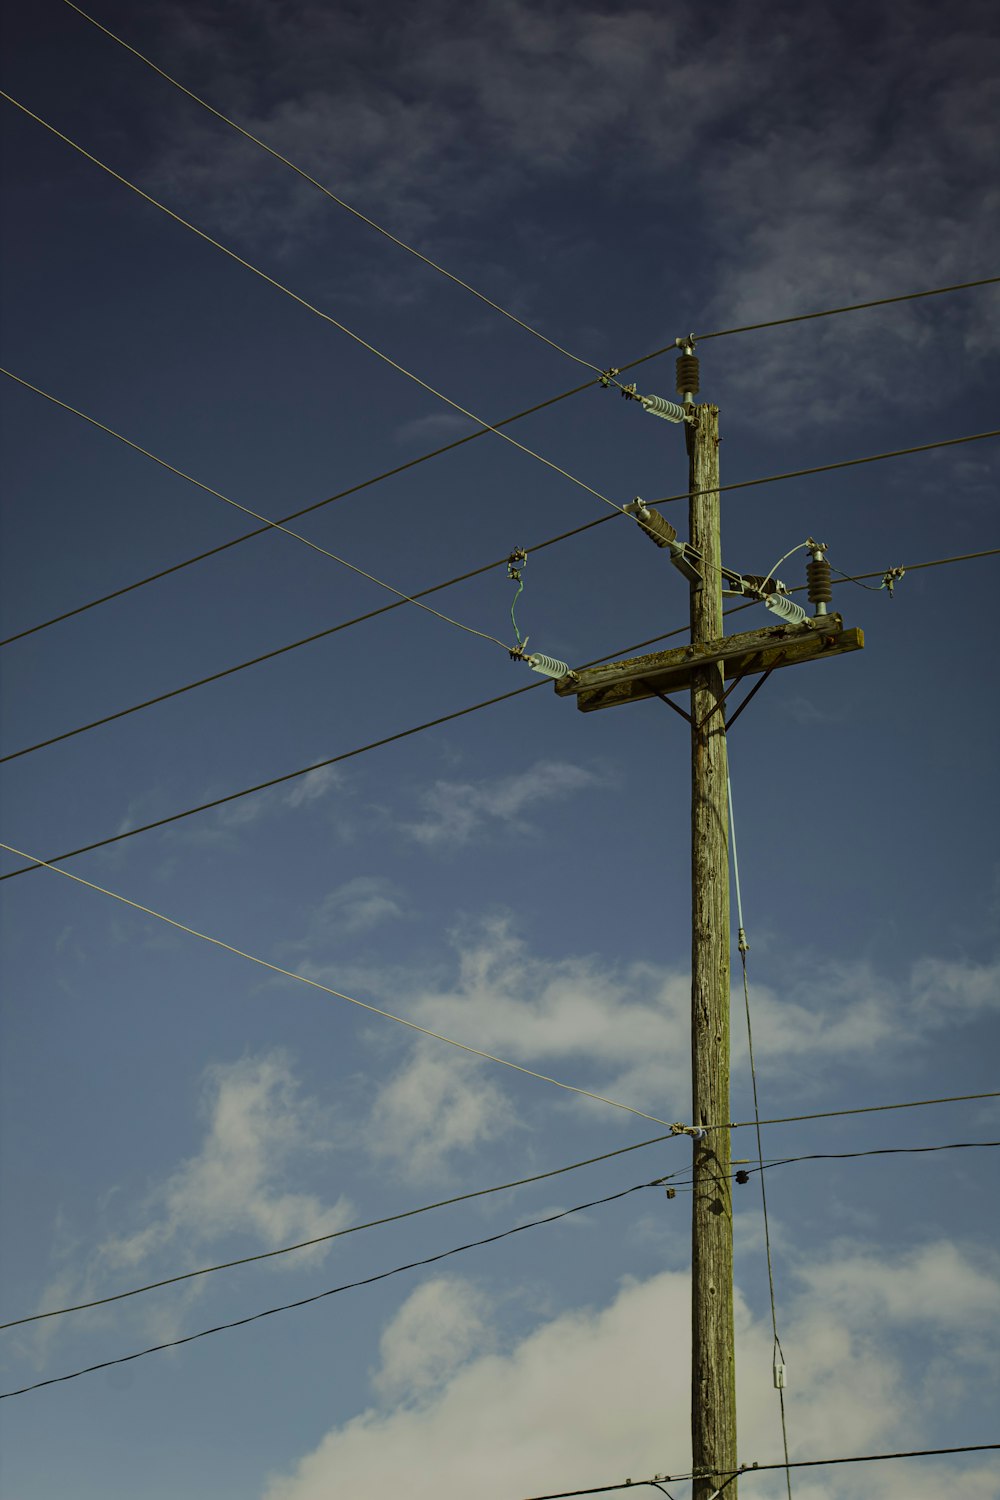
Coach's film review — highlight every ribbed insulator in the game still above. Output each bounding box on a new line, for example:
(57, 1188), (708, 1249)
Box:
(806, 557), (833, 604)
(675, 353), (700, 395)
(764, 593), (809, 625)
(529, 653), (571, 680)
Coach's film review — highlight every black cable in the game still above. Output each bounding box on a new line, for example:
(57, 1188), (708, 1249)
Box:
(0, 366), (603, 647)
(1, 1133), (679, 1330)
(0, 1179), (662, 1400)
(13, 1136), (994, 1334)
(694, 275), (1000, 342)
(1, 408), (997, 762)
(519, 1446), (1000, 1500)
(751, 1140), (1000, 1175)
(727, 1091), (1000, 1131)
(3, 542), (997, 881)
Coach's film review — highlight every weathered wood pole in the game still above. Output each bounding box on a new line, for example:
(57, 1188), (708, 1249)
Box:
(687, 402), (738, 1497)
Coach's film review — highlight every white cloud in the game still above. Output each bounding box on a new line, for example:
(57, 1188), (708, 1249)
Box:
(36, 1053), (352, 1345)
(398, 760), (601, 847)
(366, 1044), (517, 1179)
(372, 1277), (494, 1402)
(311, 876), (405, 936)
(262, 1241), (1000, 1500)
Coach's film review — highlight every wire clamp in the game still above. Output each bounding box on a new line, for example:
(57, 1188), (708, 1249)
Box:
(670, 1122), (706, 1139)
(882, 565), (905, 597)
(599, 367), (620, 388)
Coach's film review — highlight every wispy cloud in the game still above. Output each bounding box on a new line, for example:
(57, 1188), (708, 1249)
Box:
(32, 1053), (352, 1354)
(366, 1043), (517, 1179)
(397, 760), (601, 846)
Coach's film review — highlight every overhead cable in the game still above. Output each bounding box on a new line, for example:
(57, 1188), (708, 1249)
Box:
(726, 1090), (1000, 1130)
(0, 373), (509, 654)
(1, 546), (996, 873)
(11, 1136), (993, 1335)
(0, 90), (626, 519)
(59, 0), (618, 385)
(2, 359), (995, 654)
(694, 276), (1000, 343)
(0, 839), (675, 1129)
(0, 362), (601, 646)
(518, 1446), (1000, 1500)
(0, 1179), (662, 1400)
(1, 1133), (680, 1330)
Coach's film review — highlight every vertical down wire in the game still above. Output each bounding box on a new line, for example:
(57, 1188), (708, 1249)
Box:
(727, 768), (793, 1500)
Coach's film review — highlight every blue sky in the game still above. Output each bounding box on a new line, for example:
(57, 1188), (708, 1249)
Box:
(1, 1), (998, 1497)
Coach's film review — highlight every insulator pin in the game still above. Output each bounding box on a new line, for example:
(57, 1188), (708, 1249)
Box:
(806, 557), (833, 604)
(675, 353), (700, 396)
(528, 653), (571, 680)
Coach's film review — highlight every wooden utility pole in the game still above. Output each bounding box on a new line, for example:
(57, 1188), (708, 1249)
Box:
(687, 403), (737, 1498)
(550, 372), (862, 1495)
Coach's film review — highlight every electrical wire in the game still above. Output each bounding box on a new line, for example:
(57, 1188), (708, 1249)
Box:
(0, 90), (627, 521)
(0, 375), (508, 655)
(726, 1091), (1000, 1130)
(0, 838), (676, 1129)
(59, 0), (622, 388)
(1, 1134), (681, 1330)
(518, 1446), (1000, 1500)
(0, 363), (607, 646)
(2, 354), (995, 656)
(726, 767), (792, 1498)
(0, 1178), (663, 1400)
(12, 1135), (992, 1337)
(694, 276), (1000, 342)
(2, 544), (996, 877)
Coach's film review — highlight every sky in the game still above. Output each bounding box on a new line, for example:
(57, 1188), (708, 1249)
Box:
(0, 1), (998, 1497)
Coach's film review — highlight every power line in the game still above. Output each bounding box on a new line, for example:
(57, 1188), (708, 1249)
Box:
(519, 1446), (1000, 1499)
(0, 415), (995, 764)
(727, 1090), (1000, 1130)
(753, 1139), (1000, 1174)
(0, 364), (607, 646)
(59, 0), (619, 387)
(694, 275), (1000, 342)
(0, 1179), (662, 1401)
(0, 91), (628, 523)
(0, 838), (676, 1129)
(63, 7), (997, 386)
(0, 374), (508, 656)
(2, 545), (996, 875)
(1, 1134), (680, 1330)
(11, 1135), (993, 1335)
(3, 362), (995, 658)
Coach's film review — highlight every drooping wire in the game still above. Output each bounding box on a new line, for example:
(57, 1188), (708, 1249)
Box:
(0, 91), (627, 523)
(0, 839), (675, 1129)
(1, 349), (995, 652)
(507, 549), (529, 650)
(1, 1132), (684, 1330)
(0, 1178), (666, 1400)
(0, 373), (512, 653)
(727, 766), (792, 1499)
(516, 1445), (1000, 1500)
(58, 0), (627, 390)
(3, 546), (998, 876)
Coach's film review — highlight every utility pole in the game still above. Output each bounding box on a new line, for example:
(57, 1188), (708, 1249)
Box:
(545, 352), (863, 1495)
(686, 401), (738, 1499)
